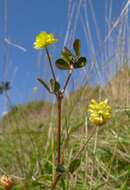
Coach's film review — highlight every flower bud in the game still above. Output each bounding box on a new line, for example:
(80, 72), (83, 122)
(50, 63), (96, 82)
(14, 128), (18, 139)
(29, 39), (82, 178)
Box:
(0, 175), (14, 190)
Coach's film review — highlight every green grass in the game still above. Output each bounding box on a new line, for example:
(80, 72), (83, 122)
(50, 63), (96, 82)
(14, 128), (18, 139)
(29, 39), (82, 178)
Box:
(0, 86), (130, 190)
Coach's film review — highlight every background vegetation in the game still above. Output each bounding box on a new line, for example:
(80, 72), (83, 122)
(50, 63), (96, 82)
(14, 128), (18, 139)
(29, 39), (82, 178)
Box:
(0, 0), (130, 189)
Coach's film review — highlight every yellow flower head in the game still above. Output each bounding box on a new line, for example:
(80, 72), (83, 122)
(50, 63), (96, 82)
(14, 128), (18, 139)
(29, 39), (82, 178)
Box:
(33, 32), (58, 49)
(88, 99), (112, 126)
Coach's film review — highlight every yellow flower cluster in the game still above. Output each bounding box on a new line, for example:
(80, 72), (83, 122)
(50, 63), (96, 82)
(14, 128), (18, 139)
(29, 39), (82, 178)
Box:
(33, 32), (58, 49)
(0, 175), (14, 190)
(88, 99), (111, 126)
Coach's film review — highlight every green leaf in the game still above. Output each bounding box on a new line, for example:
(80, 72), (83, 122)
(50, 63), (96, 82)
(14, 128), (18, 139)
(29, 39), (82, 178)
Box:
(60, 177), (66, 190)
(37, 78), (50, 92)
(55, 58), (71, 70)
(56, 164), (65, 174)
(50, 79), (60, 93)
(61, 49), (72, 63)
(69, 159), (81, 174)
(74, 57), (87, 69)
(73, 39), (80, 56)
(64, 47), (73, 56)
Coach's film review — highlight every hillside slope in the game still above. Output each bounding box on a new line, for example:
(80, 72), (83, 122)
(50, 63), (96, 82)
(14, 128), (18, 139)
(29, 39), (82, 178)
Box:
(0, 67), (130, 189)
(105, 65), (130, 107)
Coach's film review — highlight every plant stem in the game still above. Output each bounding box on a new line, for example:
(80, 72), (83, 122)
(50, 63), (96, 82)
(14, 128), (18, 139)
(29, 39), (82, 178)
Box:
(93, 127), (98, 154)
(63, 69), (73, 92)
(74, 126), (96, 160)
(50, 174), (61, 190)
(45, 47), (56, 81)
(57, 92), (63, 165)
(49, 93), (63, 190)
(50, 67), (73, 190)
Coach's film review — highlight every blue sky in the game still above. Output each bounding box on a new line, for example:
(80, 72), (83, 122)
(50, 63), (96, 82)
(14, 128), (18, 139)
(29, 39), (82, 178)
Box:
(0, 0), (128, 115)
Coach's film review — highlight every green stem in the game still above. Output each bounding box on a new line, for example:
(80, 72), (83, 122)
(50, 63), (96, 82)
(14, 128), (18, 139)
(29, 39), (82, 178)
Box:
(93, 127), (98, 154)
(45, 47), (56, 81)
